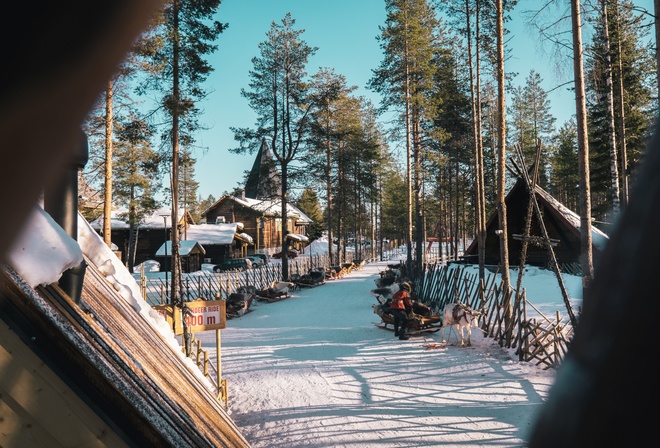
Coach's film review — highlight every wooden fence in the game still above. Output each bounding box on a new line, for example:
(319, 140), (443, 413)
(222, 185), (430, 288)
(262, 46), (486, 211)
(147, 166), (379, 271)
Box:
(140, 252), (357, 306)
(142, 249), (571, 372)
(418, 262), (573, 369)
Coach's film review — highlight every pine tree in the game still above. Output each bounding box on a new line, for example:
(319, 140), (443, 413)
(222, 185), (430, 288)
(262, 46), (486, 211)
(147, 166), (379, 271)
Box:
(296, 188), (324, 241)
(508, 70), (556, 188)
(369, 0), (441, 279)
(548, 119), (580, 213)
(179, 147), (200, 223)
(113, 115), (161, 272)
(230, 13), (317, 281)
(135, 0), (226, 311)
(380, 169), (409, 244)
(196, 194), (217, 222)
(306, 68), (356, 264)
(585, 0), (655, 224)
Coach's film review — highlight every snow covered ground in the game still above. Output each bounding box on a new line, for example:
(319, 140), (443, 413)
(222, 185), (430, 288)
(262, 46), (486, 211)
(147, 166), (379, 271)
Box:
(196, 260), (559, 447)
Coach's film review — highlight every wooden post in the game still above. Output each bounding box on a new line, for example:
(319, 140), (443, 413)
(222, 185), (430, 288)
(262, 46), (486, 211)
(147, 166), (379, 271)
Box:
(216, 328), (221, 386)
(217, 328), (228, 408)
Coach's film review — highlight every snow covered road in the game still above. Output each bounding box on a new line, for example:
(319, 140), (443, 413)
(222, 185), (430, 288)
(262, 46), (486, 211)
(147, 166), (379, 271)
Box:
(198, 260), (555, 447)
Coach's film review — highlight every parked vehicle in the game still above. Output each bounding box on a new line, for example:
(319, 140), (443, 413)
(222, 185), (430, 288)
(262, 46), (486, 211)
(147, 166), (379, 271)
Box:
(272, 249), (298, 259)
(246, 255), (264, 267)
(213, 258), (253, 272)
(251, 253), (270, 265)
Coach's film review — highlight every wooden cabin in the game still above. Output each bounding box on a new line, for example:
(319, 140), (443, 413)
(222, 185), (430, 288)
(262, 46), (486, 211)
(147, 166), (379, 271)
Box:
(463, 178), (609, 270)
(155, 240), (206, 273)
(182, 222), (252, 264)
(201, 194), (311, 254)
(88, 207), (195, 268)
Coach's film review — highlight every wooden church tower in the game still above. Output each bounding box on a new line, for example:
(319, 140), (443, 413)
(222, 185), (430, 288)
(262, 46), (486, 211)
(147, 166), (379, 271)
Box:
(244, 138), (281, 199)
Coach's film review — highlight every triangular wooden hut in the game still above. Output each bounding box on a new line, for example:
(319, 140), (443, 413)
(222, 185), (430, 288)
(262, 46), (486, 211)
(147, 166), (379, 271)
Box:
(463, 178), (609, 270)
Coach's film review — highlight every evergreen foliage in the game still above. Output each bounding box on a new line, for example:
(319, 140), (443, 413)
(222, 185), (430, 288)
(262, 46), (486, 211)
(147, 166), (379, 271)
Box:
(296, 188), (324, 240)
(585, 0), (655, 223)
(508, 70), (556, 189)
(113, 115), (161, 220)
(548, 119), (580, 213)
(230, 12), (317, 279)
(179, 148), (200, 221)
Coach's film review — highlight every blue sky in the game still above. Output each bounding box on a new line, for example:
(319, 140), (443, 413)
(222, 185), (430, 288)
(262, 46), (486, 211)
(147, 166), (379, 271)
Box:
(189, 0), (655, 202)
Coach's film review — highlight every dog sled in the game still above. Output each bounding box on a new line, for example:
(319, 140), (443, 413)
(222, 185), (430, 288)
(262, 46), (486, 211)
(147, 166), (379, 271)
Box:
(255, 281), (294, 302)
(373, 300), (442, 336)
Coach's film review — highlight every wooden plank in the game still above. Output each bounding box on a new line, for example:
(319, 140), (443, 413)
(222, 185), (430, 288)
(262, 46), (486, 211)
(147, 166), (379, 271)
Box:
(0, 321), (128, 448)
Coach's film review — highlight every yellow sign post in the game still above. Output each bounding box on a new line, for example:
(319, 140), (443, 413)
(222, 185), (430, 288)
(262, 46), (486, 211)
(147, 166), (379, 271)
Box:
(153, 299), (227, 405)
(154, 299), (226, 335)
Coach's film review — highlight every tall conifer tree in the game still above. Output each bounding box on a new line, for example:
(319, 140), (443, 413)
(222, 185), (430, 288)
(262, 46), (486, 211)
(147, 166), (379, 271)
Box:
(230, 13), (317, 281)
(135, 0), (226, 314)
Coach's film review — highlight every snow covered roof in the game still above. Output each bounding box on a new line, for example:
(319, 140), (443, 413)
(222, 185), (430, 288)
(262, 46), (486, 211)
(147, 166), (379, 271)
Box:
(217, 196), (313, 224)
(463, 178), (610, 266)
(155, 240), (205, 257)
(88, 207), (190, 230)
(3, 205), (249, 446)
(286, 233), (309, 242)
(184, 223), (241, 245)
(237, 232), (254, 243)
(7, 205), (84, 286)
(534, 185), (609, 252)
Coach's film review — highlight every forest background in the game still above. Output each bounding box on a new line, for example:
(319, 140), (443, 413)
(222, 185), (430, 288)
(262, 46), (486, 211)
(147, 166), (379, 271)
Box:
(80, 0), (658, 285)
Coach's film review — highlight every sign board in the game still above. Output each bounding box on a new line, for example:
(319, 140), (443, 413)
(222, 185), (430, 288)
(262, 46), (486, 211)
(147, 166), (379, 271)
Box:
(153, 299), (226, 335)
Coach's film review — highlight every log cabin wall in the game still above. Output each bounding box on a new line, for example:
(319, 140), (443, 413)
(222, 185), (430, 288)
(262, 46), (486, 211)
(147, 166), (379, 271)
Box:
(204, 198), (295, 253)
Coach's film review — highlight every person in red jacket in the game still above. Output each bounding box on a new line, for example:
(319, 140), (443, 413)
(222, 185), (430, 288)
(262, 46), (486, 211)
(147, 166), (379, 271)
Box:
(390, 282), (414, 340)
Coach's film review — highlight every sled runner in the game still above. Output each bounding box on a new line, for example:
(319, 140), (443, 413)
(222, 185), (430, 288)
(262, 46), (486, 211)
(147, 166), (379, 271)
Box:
(374, 320), (441, 336)
(422, 342), (448, 350)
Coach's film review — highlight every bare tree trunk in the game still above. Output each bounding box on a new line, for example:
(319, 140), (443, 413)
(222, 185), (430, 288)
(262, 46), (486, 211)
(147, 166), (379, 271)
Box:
(601, 0), (621, 217)
(325, 106), (335, 263)
(336, 146), (345, 265)
(378, 176), (383, 261)
(170, 0), (189, 356)
(454, 150), (460, 260)
(655, 0), (660, 102)
(615, 0), (629, 208)
(466, 0), (487, 282)
(281, 162), (289, 278)
(448, 166), (454, 260)
(103, 80), (113, 248)
(495, 0), (511, 329)
(404, 29), (413, 268)
(171, 0), (181, 307)
(413, 112), (424, 278)
(572, 0), (595, 294)
(371, 187), (376, 261)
